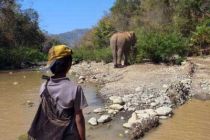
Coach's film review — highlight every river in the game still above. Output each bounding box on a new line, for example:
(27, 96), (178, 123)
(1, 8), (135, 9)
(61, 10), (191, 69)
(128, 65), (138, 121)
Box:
(0, 71), (210, 140)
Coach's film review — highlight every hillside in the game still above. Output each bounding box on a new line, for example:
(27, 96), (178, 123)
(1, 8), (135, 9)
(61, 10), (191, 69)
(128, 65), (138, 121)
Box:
(52, 29), (89, 47)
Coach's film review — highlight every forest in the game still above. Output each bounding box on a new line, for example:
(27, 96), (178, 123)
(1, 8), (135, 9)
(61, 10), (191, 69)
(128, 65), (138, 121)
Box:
(0, 0), (209, 69)
(74, 0), (210, 64)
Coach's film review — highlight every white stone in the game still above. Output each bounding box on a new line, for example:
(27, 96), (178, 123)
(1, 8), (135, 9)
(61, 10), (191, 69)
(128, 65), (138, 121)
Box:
(163, 84), (168, 88)
(78, 80), (84, 84)
(93, 108), (105, 113)
(88, 117), (98, 126)
(98, 115), (111, 123)
(13, 82), (18, 85)
(107, 109), (118, 114)
(123, 112), (143, 129)
(135, 87), (142, 92)
(121, 116), (125, 120)
(124, 130), (129, 134)
(79, 76), (86, 80)
(109, 104), (124, 111)
(150, 102), (158, 107)
(109, 96), (124, 105)
(156, 107), (172, 116)
(159, 116), (169, 119)
(9, 72), (13, 75)
(128, 107), (136, 111)
(135, 109), (158, 117)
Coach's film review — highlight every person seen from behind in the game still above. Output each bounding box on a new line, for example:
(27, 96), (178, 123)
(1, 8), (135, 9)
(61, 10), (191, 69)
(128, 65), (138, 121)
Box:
(28, 45), (88, 140)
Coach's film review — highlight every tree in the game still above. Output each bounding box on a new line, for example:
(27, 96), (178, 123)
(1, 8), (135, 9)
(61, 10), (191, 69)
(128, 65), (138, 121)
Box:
(93, 15), (116, 48)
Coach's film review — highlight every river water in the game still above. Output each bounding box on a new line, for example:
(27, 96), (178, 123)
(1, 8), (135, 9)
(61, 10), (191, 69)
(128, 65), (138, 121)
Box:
(0, 71), (210, 140)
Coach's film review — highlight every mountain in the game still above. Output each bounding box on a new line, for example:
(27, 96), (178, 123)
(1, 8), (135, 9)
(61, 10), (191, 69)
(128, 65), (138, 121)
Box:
(51, 29), (89, 47)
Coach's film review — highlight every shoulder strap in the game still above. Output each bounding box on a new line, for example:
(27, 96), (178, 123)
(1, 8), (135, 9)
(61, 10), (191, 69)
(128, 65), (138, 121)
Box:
(41, 79), (51, 99)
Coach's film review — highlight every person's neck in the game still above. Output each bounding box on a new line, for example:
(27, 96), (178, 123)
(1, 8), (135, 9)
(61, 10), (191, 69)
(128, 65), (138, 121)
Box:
(52, 73), (66, 79)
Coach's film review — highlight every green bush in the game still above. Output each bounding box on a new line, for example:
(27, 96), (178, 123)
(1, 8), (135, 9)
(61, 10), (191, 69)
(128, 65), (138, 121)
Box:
(72, 47), (112, 63)
(135, 29), (189, 63)
(189, 19), (210, 55)
(0, 47), (47, 69)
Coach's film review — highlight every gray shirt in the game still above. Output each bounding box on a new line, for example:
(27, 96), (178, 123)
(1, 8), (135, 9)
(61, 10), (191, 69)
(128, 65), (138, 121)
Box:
(39, 77), (88, 139)
(40, 77), (88, 112)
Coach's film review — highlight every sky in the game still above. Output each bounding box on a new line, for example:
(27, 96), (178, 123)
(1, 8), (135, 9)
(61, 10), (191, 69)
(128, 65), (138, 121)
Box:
(20, 0), (115, 34)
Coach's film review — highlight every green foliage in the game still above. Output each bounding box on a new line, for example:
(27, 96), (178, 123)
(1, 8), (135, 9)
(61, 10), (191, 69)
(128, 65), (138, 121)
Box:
(136, 29), (188, 63)
(190, 19), (210, 52)
(93, 16), (115, 48)
(0, 0), (46, 69)
(72, 47), (112, 63)
(0, 47), (46, 69)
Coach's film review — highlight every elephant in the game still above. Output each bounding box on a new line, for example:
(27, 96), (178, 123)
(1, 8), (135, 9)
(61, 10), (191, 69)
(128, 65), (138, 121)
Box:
(110, 31), (137, 68)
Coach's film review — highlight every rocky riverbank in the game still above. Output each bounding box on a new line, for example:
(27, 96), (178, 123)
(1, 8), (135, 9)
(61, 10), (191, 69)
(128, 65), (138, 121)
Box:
(70, 60), (197, 139)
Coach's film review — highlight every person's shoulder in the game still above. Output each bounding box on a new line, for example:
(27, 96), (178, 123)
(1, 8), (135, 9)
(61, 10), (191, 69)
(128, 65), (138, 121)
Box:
(63, 79), (81, 89)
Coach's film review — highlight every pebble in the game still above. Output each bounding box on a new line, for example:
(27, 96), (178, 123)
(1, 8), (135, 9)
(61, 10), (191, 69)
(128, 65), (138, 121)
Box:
(155, 107), (172, 116)
(93, 108), (105, 113)
(97, 115), (111, 123)
(13, 82), (18, 85)
(88, 117), (98, 126)
(109, 104), (124, 111)
(109, 96), (124, 105)
(79, 76), (86, 80)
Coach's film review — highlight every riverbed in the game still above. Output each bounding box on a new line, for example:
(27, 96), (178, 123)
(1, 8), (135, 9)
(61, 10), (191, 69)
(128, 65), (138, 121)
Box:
(0, 71), (210, 140)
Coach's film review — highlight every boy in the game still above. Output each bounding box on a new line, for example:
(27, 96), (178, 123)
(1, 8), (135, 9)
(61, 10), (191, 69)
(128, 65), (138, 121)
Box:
(28, 45), (88, 140)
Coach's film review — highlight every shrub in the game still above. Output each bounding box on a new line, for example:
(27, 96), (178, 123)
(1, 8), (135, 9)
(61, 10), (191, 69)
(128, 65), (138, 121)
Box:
(136, 29), (189, 63)
(0, 47), (47, 69)
(189, 19), (210, 55)
(72, 46), (112, 63)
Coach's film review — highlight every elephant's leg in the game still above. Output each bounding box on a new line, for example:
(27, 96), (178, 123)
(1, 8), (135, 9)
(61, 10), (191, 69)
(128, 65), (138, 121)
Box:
(117, 46), (123, 67)
(111, 45), (117, 67)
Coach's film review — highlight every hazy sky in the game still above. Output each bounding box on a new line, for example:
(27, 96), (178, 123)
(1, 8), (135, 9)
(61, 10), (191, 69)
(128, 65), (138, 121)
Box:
(21, 0), (115, 34)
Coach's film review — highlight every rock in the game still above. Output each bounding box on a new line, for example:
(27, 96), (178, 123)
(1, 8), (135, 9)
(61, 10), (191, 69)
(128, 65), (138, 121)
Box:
(181, 61), (187, 65)
(93, 108), (105, 113)
(9, 72), (13, 75)
(88, 117), (98, 126)
(118, 133), (124, 137)
(78, 80), (84, 84)
(109, 104), (124, 111)
(123, 112), (140, 129)
(121, 116), (125, 120)
(23, 75), (26, 79)
(124, 130), (129, 135)
(91, 76), (97, 79)
(159, 116), (169, 119)
(13, 82), (18, 85)
(155, 107), (172, 116)
(79, 76), (86, 80)
(128, 107), (136, 111)
(107, 109), (118, 114)
(135, 87), (142, 92)
(109, 96), (124, 105)
(27, 100), (34, 107)
(98, 115), (111, 123)
(135, 109), (158, 117)
(150, 102), (158, 107)
(163, 84), (168, 88)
